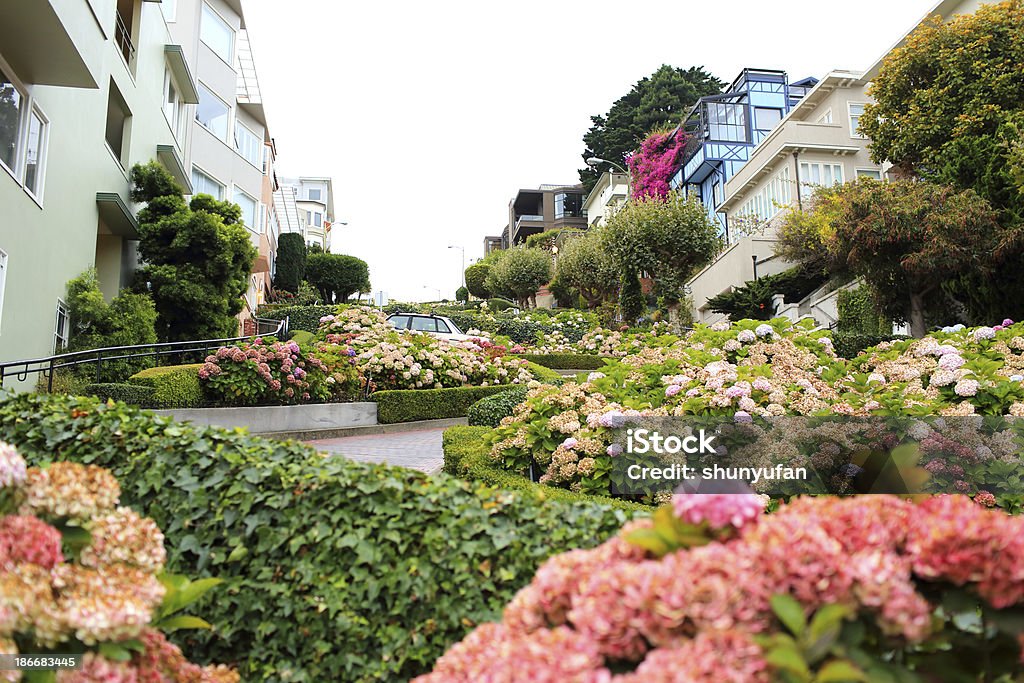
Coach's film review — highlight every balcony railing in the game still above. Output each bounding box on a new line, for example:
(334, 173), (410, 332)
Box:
(114, 12), (136, 66)
(516, 214), (544, 222)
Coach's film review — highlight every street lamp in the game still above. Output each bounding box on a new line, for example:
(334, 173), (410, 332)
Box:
(423, 285), (441, 301)
(586, 156), (628, 175)
(448, 245), (465, 288)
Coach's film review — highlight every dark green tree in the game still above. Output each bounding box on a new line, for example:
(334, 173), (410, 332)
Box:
(131, 161), (256, 341)
(305, 253), (371, 303)
(464, 263), (491, 299)
(455, 286), (469, 303)
(580, 65), (723, 191)
(274, 233), (307, 293)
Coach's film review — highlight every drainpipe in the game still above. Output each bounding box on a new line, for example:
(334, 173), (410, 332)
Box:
(793, 151), (803, 211)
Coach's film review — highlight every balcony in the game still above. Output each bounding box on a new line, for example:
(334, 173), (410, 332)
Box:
(114, 11), (136, 69)
(721, 120), (863, 209)
(0, 0), (96, 88)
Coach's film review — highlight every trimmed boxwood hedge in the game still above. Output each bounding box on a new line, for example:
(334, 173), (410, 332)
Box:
(515, 353), (606, 370)
(82, 382), (155, 405)
(521, 360), (564, 384)
(0, 393), (633, 682)
(467, 387), (529, 427)
(129, 364), (204, 408)
(373, 385), (516, 423)
(443, 426), (650, 513)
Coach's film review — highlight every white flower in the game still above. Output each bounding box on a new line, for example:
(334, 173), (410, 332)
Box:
(754, 324), (774, 338)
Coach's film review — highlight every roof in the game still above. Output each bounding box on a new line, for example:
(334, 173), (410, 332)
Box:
(863, 0), (982, 79)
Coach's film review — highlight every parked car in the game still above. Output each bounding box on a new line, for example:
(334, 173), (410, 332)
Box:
(386, 313), (478, 342)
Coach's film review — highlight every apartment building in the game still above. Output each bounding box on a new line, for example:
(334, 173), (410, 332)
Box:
(503, 183), (588, 248)
(0, 0), (281, 386)
(273, 176), (336, 252)
(670, 69), (817, 239)
(167, 0), (276, 326)
(0, 0), (197, 378)
(582, 171), (629, 228)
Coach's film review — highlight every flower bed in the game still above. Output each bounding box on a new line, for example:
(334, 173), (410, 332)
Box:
(416, 493), (1024, 681)
(0, 442), (236, 682)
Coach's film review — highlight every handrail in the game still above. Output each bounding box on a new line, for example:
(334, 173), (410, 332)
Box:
(0, 317), (288, 391)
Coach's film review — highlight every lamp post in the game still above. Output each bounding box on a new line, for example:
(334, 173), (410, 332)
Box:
(448, 245), (465, 289)
(423, 285), (441, 301)
(586, 157), (628, 175)
(752, 255), (759, 281)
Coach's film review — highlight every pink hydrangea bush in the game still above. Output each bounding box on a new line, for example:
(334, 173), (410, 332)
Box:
(316, 307), (535, 390)
(0, 442), (238, 683)
(415, 494), (1024, 682)
(199, 337), (336, 406)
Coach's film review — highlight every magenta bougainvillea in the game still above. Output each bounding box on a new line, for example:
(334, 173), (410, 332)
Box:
(626, 128), (689, 200)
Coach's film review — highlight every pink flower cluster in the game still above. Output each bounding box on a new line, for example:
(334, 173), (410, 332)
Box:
(415, 495), (1024, 682)
(201, 339), (332, 405)
(671, 493), (766, 531)
(626, 129), (689, 200)
(0, 443), (237, 681)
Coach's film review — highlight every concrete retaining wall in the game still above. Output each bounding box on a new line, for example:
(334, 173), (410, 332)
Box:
(153, 402), (378, 434)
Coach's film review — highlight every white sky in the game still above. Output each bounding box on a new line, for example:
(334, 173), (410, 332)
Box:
(244, 0), (932, 303)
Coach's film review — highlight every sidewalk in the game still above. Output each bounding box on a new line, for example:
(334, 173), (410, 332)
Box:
(306, 427), (446, 474)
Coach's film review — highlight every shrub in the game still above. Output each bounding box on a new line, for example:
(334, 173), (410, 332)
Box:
(467, 387), (529, 427)
(464, 263), (491, 299)
(521, 361), (563, 384)
(831, 332), (910, 359)
(305, 252), (371, 303)
(418, 495), (1024, 682)
(373, 385), (515, 423)
(486, 298), (515, 312)
(0, 393), (632, 682)
(443, 426), (649, 513)
(517, 353), (606, 370)
(455, 286), (469, 303)
(0, 441), (238, 681)
(199, 339), (333, 406)
(82, 382), (156, 406)
(836, 286), (890, 335)
(289, 330), (315, 345)
(258, 305), (336, 334)
(129, 364), (204, 408)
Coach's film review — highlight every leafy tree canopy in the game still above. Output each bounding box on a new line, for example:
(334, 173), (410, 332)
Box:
(602, 192), (722, 318)
(579, 65), (723, 192)
(555, 230), (618, 308)
(274, 233), (308, 293)
(464, 263), (491, 300)
(131, 161), (256, 341)
(485, 247), (552, 308)
(305, 252), (371, 304)
(862, 0), (1024, 225)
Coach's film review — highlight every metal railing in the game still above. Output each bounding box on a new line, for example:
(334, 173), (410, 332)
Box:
(0, 317), (288, 392)
(114, 12), (136, 66)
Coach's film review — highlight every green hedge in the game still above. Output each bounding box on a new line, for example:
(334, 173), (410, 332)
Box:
(258, 305), (336, 334)
(129, 364), (204, 408)
(443, 426), (650, 514)
(515, 353), (606, 370)
(467, 387), (529, 427)
(82, 382), (155, 405)
(521, 360), (563, 384)
(372, 385), (515, 423)
(0, 393), (633, 682)
(832, 332), (910, 359)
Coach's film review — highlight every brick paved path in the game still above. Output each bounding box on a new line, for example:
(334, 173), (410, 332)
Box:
(305, 428), (446, 474)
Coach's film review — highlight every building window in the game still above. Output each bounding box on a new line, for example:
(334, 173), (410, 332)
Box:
(234, 187), (257, 230)
(104, 81), (131, 168)
(817, 109), (833, 124)
(738, 166), (792, 224)
(54, 299), (69, 353)
(856, 168), (882, 180)
(800, 162), (844, 188)
(307, 188), (322, 201)
(0, 249), (6, 333)
(163, 69), (187, 141)
(234, 122), (261, 167)
(554, 192), (584, 219)
(23, 107), (47, 198)
(849, 102), (866, 138)
(754, 107), (782, 130)
(191, 167), (224, 199)
(200, 3), (234, 64)
(196, 83), (229, 141)
(313, 211), (322, 227)
(712, 181), (722, 208)
(706, 102), (747, 143)
(0, 64), (25, 174)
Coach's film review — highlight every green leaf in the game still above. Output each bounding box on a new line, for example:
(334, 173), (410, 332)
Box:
(816, 660), (868, 682)
(157, 615), (214, 631)
(227, 544), (249, 562)
(772, 594), (808, 637)
(765, 644), (812, 679)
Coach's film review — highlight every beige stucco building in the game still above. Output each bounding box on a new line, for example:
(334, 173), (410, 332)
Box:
(582, 171), (629, 229)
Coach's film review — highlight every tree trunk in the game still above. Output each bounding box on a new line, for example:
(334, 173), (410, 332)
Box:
(909, 291), (927, 338)
(667, 302), (681, 328)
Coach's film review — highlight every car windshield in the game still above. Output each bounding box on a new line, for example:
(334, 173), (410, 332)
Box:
(410, 317), (437, 332)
